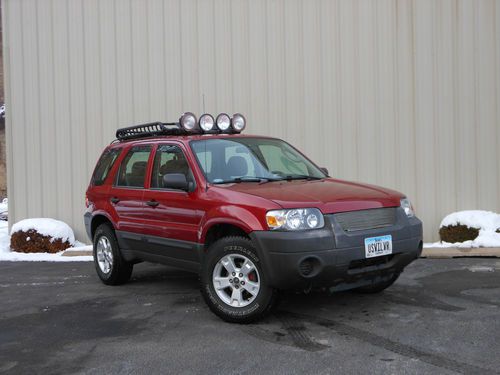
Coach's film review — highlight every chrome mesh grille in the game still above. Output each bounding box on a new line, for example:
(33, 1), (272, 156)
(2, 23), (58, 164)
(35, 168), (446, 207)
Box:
(334, 208), (397, 232)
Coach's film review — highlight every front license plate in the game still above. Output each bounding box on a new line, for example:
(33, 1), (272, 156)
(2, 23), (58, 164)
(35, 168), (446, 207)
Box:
(364, 235), (392, 258)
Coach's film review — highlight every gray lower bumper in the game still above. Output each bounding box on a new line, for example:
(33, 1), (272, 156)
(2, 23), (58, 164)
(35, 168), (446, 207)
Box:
(250, 209), (423, 290)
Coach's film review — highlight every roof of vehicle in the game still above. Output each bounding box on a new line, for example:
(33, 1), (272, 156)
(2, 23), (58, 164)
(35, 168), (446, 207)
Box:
(108, 133), (279, 149)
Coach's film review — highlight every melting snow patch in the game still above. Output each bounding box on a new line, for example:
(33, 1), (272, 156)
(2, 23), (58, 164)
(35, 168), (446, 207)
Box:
(0, 251), (92, 262)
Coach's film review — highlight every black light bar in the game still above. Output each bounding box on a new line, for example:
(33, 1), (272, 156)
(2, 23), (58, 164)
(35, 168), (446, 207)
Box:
(115, 113), (246, 141)
(115, 122), (184, 141)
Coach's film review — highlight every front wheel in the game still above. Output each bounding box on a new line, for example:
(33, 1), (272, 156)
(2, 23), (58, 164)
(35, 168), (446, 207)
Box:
(200, 236), (277, 323)
(93, 223), (133, 285)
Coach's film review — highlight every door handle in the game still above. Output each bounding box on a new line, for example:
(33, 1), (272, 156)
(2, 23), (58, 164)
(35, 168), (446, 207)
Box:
(146, 200), (159, 208)
(110, 197), (120, 204)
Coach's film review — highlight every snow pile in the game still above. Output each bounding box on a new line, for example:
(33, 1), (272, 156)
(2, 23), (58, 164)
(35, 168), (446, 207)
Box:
(11, 218), (76, 245)
(425, 210), (500, 248)
(0, 212), (92, 261)
(440, 210), (500, 232)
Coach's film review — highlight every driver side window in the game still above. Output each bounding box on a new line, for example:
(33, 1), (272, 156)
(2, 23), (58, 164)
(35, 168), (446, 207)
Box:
(151, 144), (193, 189)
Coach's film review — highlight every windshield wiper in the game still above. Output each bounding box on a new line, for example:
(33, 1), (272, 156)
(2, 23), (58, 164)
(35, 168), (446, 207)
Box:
(212, 176), (282, 184)
(284, 174), (323, 181)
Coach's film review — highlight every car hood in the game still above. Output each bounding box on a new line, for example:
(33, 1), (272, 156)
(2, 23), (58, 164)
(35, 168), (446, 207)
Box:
(217, 178), (404, 214)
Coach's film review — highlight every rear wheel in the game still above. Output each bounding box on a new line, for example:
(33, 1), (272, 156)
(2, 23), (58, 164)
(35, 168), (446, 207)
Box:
(200, 236), (277, 323)
(93, 223), (133, 285)
(354, 273), (400, 294)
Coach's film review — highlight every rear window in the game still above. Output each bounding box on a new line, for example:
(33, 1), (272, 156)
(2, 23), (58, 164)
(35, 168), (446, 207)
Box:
(91, 148), (121, 186)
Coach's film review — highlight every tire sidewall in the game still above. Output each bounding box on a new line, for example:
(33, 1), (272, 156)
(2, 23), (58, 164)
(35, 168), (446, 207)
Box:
(93, 225), (120, 283)
(202, 237), (274, 322)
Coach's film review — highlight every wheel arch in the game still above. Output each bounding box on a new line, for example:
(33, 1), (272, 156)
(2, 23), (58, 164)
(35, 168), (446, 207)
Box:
(203, 221), (251, 251)
(90, 214), (115, 239)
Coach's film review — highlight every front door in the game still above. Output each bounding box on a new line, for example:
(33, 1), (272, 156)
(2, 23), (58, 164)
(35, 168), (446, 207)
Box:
(142, 143), (203, 265)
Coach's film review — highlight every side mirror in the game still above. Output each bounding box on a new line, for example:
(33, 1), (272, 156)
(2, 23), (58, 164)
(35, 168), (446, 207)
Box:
(320, 167), (329, 176)
(163, 173), (189, 191)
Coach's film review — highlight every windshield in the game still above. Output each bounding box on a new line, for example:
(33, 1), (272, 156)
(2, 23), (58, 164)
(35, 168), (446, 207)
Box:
(190, 137), (326, 184)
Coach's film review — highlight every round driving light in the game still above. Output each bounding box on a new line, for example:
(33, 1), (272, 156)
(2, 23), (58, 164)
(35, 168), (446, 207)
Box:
(179, 112), (198, 132)
(306, 213), (319, 228)
(286, 209), (302, 230)
(216, 113), (231, 132)
(199, 113), (215, 132)
(231, 113), (246, 133)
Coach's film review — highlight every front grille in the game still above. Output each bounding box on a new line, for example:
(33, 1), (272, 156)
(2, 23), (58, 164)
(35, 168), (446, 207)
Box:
(334, 207), (397, 232)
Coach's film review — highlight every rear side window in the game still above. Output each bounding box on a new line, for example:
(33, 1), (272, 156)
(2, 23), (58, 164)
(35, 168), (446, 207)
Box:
(91, 148), (121, 186)
(115, 146), (152, 188)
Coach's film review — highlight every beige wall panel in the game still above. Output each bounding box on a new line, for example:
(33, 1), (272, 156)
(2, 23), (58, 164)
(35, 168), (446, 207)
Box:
(4, 0), (500, 242)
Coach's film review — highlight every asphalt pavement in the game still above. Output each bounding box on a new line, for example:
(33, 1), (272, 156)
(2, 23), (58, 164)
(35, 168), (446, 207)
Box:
(0, 258), (499, 374)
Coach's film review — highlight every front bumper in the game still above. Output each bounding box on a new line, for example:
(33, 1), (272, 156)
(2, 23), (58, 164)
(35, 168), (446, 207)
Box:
(250, 208), (423, 290)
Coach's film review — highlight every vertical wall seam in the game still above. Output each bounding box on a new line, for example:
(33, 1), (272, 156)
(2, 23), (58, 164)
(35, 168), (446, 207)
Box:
(65, 0), (75, 225)
(393, 0), (400, 189)
(50, 0), (59, 216)
(34, 0), (44, 215)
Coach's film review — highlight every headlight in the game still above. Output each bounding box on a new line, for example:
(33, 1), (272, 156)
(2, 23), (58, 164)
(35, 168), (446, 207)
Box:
(266, 208), (324, 230)
(400, 198), (414, 217)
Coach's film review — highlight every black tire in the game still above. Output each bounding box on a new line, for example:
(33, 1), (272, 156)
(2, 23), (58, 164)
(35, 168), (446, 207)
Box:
(200, 236), (277, 324)
(93, 223), (133, 285)
(354, 273), (400, 294)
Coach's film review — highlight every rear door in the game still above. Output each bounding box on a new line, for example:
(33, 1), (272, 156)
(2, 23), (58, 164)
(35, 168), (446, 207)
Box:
(141, 143), (203, 266)
(108, 144), (153, 250)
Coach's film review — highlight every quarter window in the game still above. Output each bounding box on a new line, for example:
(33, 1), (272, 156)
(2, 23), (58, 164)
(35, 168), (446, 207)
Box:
(115, 146), (152, 188)
(91, 148), (121, 186)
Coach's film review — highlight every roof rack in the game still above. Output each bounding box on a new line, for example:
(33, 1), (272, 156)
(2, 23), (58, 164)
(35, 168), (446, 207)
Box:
(115, 122), (187, 141)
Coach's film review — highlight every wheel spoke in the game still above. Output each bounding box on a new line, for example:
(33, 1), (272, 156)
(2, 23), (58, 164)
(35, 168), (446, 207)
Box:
(242, 280), (259, 295)
(221, 255), (237, 274)
(240, 259), (255, 276)
(96, 236), (113, 274)
(213, 276), (231, 290)
(230, 288), (243, 307)
(212, 252), (261, 308)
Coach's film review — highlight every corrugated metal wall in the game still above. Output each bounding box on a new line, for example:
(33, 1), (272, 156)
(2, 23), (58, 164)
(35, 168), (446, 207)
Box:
(3, 0), (500, 242)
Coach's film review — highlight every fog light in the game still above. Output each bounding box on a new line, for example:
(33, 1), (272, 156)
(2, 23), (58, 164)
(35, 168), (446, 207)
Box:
(179, 112), (198, 132)
(216, 113), (231, 132)
(231, 113), (246, 133)
(199, 113), (215, 132)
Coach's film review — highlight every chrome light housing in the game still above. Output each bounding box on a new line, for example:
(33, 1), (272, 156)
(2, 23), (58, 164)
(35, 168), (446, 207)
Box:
(400, 198), (415, 217)
(179, 112), (198, 132)
(199, 113), (215, 132)
(216, 113), (231, 132)
(266, 208), (324, 231)
(231, 113), (246, 133)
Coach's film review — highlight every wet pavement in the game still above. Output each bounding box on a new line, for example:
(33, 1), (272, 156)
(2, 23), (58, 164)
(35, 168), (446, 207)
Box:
(0, 258), (499, 374)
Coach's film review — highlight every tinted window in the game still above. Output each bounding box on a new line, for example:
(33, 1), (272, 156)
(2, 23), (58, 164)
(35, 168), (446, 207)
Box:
(92, 148), (121, 186)
(151, 145), (193, 189)
(115, 146), (152, 187)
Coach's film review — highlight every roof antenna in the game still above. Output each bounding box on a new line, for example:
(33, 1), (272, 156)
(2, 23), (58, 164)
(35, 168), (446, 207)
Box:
(202, 94), (209, 192)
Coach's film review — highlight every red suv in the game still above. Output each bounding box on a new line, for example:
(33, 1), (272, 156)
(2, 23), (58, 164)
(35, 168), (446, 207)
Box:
(85, 113), (423, 323)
